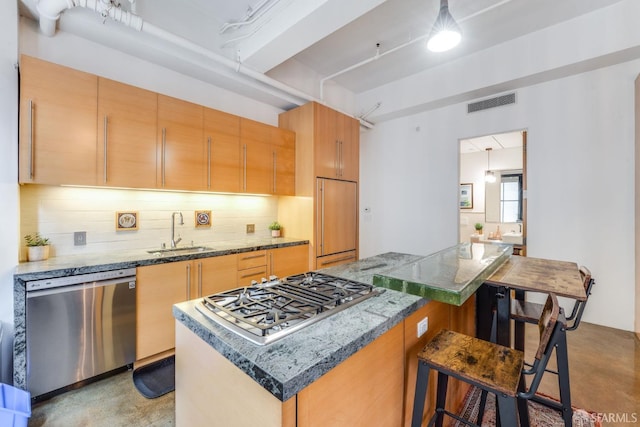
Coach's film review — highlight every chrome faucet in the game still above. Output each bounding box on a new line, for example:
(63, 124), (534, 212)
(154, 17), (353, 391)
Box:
(517, 223), (523, 233)
(171, 212), (184, 248)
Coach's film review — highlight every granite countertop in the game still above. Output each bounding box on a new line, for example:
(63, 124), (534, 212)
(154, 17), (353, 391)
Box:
(172, 252), (426, 402)
(13, 237), (309, 281)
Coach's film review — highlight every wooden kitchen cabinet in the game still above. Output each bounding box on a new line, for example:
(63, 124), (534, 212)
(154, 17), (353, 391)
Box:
(297, 321), (404, 426)
(136, 260), (192, 360)
(157, 95), (205, 191)
(268, 244), (310, 278)
(237, 250), (269, 286)
(204, 107), (241, 193)
(315, 103), (359, 182)
(19, 55), (98, 185)
(278, 102), (360, 268)
(194, 254), (238, 297)
(240, 118), (296, 195)
(137, 254), (238, 361)
(97, 78), (158, 188)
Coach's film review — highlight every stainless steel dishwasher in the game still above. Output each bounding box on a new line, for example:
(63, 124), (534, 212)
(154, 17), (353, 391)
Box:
(26, 268), (136, 398)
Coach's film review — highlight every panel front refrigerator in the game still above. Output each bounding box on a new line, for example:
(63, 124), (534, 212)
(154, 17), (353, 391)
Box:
(316, 178), (357, 257)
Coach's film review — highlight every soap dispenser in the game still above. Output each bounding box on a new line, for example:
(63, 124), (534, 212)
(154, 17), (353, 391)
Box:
(495, 226), (502, 240)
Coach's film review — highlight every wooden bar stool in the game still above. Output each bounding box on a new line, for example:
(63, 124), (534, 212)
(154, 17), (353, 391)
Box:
(507, 267), (594, 426)
(411, 293), (559, 427)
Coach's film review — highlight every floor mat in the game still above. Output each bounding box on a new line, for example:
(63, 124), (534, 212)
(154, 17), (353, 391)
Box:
(132, 356), (175, 399)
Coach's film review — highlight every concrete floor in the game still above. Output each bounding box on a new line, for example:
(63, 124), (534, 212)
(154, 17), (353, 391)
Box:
(28, 321), (639, 426)
(29, 370), (174, 426)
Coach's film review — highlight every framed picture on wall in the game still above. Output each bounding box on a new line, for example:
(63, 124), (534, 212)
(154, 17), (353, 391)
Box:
(460, 183), (473, 209)
(116, 211), (138, 231)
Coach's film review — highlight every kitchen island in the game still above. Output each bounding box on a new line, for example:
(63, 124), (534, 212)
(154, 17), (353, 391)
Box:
(172, 244), (511, 426)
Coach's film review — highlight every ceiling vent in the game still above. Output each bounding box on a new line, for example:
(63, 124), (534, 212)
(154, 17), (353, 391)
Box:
(467, 93), (516, 113)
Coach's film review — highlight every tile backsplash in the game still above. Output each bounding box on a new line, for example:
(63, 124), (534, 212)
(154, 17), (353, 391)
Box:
(20, 185), (278, 260)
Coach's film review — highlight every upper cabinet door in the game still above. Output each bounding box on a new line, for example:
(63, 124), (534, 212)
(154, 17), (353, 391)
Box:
(158, 95), (205, 191)
(240, 118), (295, 195)
(97, 78), (158, 189)
(314, 103), (359, 182)
(19, 55), (98, 185)
(204, 108), (241, 193)
(337, 114), (359, 182)
(273, 128), (295, 196)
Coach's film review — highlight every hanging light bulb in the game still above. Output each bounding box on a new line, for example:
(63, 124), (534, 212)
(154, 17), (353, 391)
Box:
(426, 0), (462, 53)
(485, 148), (496, 183)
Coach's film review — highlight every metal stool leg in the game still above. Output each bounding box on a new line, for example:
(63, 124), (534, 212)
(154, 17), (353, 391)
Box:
(477, 389), (488, 425)
(411, 360), (431, 427)
(555, 328), (573, 427)
(433, 372), (449, 427)
(495, 394), (519, 427)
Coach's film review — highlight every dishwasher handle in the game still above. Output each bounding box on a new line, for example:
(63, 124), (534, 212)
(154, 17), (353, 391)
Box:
(26, 276), (136, 298)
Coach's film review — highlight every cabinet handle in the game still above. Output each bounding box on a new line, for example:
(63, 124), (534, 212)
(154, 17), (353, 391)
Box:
(28, 99), (34, 179)
(318, 179), (325, 256)
(269, 253), (273, 275)
(243, 144), (247, 192)
(162, 128), (167, 187)
(186, 263), (191, 300)
(240, 270), (267, 279)
(273, 151), (277, 193)
(207, 136), (212, 189)
(197, 262), (202, 297)
(319, 255), (355, 266)
(335, 140), (339, 176)
(240, 254), (265, 260)
(103, 116), (108, 183)
(339, 140), (344, 177)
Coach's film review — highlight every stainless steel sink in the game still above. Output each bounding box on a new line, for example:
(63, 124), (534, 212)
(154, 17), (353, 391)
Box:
(146, 246), (213, 256)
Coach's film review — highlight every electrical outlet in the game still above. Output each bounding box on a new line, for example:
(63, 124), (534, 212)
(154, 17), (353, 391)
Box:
(74, 231), (87, 246)
(417, 317), (428, 338)
(246, 224), (255, 234)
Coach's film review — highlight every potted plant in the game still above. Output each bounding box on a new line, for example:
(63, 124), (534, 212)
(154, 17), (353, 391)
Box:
(474, 223), (483, 235)
(268, 221), (282, 237)
(25, 232), (51, 261)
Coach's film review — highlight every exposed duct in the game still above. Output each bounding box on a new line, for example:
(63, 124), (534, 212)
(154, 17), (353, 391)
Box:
(34, 0), (375, 128)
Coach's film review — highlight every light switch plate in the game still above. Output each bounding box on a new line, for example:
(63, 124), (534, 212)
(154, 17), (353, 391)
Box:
(74, 231), (86, 246)
(417, 317), (428, 338)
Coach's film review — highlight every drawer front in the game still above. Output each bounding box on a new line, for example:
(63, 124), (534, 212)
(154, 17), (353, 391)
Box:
(237, 250), (267, 270)
(237, 265), (269, 286)
(316, 251), (357, 269)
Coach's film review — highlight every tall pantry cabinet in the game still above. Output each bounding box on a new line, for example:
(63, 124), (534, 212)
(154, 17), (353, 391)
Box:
(278, 102), (359, 269)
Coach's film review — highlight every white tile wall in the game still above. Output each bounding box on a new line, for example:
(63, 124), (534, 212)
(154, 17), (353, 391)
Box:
(19, 185), (278, 260)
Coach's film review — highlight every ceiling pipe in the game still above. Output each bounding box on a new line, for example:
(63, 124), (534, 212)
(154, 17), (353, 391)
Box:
(219, 0), (281, 34)
(34, 0), (374, 128)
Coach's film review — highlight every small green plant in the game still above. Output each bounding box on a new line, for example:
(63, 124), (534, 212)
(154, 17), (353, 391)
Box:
(268, 221), (282, 231)
(24, 232), (50, 247)
(474, 223), (483, 231)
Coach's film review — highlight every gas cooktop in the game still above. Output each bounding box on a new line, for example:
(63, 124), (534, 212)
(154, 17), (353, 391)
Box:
(195, 272), (382, 345)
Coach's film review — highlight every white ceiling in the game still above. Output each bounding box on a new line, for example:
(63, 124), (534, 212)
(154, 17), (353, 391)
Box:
(18, 0), (627, 110)
(460, 131), (523, 153)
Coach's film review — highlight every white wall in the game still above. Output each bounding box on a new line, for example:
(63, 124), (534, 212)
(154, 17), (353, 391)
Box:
(359, 60), (637, 331)
(0, 2), (19, 384)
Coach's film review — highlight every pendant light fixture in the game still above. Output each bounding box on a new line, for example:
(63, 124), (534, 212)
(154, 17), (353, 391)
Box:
(426, 0), (461, 52)
(485, 148), (496, 183)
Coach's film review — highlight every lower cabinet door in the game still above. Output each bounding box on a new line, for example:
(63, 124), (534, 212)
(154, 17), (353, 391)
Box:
(136, 261), (190, 360)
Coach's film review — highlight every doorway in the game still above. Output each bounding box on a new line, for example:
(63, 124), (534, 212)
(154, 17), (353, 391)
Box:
(458, 130), (527, 255)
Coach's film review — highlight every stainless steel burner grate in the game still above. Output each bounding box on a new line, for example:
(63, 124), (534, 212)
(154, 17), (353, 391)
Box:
(195, 272), (381, 345)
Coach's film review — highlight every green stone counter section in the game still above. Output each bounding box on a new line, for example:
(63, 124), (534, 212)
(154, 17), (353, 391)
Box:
(373, 243), (512, 306)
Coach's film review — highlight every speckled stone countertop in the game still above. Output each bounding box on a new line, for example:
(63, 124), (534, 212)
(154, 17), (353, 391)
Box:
(12, 237), (308, 389)
(13, 237), (308, 280)
(173, 252), (427, 402)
